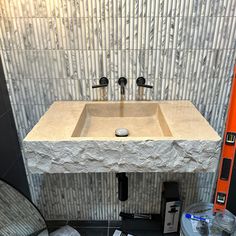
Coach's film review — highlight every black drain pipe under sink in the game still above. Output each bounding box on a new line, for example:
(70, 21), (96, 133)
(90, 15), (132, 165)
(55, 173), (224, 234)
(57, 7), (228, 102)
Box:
(116, 173), (128, 201)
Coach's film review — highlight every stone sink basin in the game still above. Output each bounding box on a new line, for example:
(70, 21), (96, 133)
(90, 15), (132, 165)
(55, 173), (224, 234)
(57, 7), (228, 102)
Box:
(72, 103), (172, 138)
(23, 101), (221, 173)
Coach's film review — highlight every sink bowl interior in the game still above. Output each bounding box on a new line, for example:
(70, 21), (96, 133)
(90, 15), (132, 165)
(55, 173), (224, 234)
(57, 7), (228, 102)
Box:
(72, 103), (172, 138)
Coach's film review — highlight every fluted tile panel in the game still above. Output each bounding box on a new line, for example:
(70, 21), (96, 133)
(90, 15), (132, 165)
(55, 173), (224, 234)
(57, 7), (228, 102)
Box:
(30, 172), (215, 220)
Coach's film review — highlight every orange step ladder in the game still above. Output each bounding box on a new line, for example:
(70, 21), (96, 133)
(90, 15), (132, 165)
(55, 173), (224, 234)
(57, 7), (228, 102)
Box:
(214, 65), (236, 212)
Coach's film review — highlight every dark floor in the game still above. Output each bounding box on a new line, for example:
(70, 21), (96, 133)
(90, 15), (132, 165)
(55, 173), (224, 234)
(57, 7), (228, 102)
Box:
(46, 215), (179, 236)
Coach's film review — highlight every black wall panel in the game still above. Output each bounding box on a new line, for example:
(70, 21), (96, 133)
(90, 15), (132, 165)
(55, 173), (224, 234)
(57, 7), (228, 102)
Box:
(0, 57), (30, 198)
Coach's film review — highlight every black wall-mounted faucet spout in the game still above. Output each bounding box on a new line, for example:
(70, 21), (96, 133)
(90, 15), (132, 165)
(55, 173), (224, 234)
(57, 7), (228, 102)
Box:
(118, 77), (127, 96)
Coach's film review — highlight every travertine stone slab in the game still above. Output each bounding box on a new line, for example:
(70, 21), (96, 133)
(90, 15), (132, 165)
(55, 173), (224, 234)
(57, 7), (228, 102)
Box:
(23, 101), (221, 173)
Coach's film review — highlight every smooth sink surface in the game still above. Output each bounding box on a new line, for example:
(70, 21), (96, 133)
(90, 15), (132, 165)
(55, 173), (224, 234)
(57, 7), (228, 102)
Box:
(72, 103), (172, 138)
(24, 101), (220, 141)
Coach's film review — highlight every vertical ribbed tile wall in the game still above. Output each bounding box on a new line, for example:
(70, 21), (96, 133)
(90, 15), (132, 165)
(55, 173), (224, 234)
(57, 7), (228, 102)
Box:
(0, 0), (235, 139)
(30, 172), (215, 220)
(0, 0), (235, 220)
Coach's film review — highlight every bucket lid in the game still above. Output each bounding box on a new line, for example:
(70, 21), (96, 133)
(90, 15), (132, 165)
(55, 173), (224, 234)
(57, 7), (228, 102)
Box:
(181, 202), (226, 236)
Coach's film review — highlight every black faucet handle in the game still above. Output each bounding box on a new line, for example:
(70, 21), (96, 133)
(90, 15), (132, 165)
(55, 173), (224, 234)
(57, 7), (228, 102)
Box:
(92, 84), (108, 88)
(92, 77), (109, 88)
(118, 77), (127, 86)
(136, 77), (153, 89)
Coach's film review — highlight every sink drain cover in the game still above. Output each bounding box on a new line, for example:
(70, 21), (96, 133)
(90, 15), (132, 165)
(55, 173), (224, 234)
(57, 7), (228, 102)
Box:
(115, 128), (129, 137)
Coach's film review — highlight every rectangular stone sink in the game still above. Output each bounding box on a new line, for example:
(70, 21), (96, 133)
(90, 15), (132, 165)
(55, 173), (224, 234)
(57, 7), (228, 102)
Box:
(72, 103), (172, 138)
(23, 101), (221, 173)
